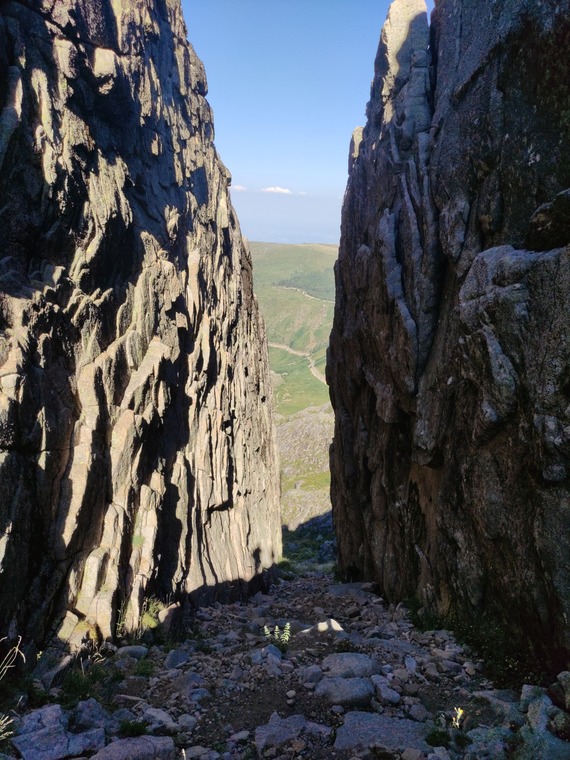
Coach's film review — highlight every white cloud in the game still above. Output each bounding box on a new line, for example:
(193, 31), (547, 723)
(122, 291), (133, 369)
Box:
(231, 184), (248, 192)
(261, 186), (293, 195)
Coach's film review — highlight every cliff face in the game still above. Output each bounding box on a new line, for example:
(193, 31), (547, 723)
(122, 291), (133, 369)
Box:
(0, 0), (281, 647)
(329, 0), (570, 668)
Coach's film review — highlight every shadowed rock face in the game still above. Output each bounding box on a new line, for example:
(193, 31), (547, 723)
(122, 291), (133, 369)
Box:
(329, 0), (570, 669)
(0, 0), (281, 647)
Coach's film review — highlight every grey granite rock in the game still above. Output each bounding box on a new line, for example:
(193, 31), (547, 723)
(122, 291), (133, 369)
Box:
(328, 0), (570, 668)
(74, 698), (109, 730)
(0, 0), (280, 649)
(315, 676), (375, 707)
(322, 652), (381, 678)
(142, 707), (178, 735)
(254, 712), (307, 753)
(376, 683), (402, 706)
(12, 725), (105, 760)
(163, 649), (189, 670)
(91, 736), (176, 760)
(334, 711), (428, 751)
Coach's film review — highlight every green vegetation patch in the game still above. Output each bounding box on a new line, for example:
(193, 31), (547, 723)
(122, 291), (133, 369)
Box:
(277, 268), (335, 301)
(282, 469), (330, 493)
(251, 241), (336, 360)
(269, 348), (329, 416)
(251, 241), (335, 528)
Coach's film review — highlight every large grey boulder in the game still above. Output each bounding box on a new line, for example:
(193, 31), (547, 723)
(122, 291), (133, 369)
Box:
(328, 0), (570, 669)
(91, 737), (176, 760)
(11, 704), (105, 760)
(0, 0), (280, 648)
(334, 711), (428, 752)
(315, 676), (375, 707)
(321, 652), (381, 678)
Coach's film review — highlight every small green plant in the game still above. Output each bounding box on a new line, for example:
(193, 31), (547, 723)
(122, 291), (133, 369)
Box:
(138, 596), (164, 636)
(334, 638), (359, 654)
(116, 599), (129, 640)
(404, 597), (444, 631)
(263, 623), (291, 653)
(0, 637), (25, 742)
(61, 668), (91, 709)
(60, 662), (106, 709)
(450, 615), (545, 688)
(238, 747), (257, 760)
(277, 558), (297, 578)
(185, 627), (212, 654)
(60, 670), (93, 709)
(116, 595), (166, 643)
(426, 727), (451, 748)
(119, 719), (147, 737)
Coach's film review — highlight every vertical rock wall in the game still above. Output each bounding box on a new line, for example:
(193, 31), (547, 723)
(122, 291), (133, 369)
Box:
(0, 0), (281, 647)
(329, 0), (570, 669)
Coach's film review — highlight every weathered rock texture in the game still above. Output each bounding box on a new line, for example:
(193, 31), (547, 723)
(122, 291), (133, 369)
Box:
(329, 0), (570, 669)
(0, 0), (281, 647)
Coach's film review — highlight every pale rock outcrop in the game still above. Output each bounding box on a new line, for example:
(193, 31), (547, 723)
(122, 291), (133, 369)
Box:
(329, 0), (570, 670)
(0, 0), (280, 648)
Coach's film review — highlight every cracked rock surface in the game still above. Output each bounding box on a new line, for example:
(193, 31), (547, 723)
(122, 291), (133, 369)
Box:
(328, 0), (570, 670)
(0, 0), (280, 648)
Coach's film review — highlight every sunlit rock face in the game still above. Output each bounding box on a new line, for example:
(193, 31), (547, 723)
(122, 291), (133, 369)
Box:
(329, 0), (570, 670)
(0, 0), (281, 647)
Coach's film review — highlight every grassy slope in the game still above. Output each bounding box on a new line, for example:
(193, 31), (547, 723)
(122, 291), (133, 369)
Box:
(250, 242), (337, 530)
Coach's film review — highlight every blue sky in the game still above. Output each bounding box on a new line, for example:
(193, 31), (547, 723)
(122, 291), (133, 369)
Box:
(182, 1), (434, 244)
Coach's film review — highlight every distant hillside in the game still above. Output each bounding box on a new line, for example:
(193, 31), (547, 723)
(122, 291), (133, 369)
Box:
(250, 242), (336, 529)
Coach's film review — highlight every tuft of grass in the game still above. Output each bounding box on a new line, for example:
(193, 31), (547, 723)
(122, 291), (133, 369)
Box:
(0, 638), (25, 743)
(60, 670), (93, 709)
(60, 662), (107, 709)
(185, 628), (212, 655)
(117, 595), (167, 643)
(426, 727), (451, 748)
(137, 596), (165, 639)
(405, 598), (549, 689)
(27, 682), (50, 708)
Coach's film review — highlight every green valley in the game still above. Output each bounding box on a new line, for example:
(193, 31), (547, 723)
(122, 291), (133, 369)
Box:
(250, 241), (337, 530)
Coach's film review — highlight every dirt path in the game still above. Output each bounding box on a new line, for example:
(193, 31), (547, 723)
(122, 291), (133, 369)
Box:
(269, 342), (328, 385)
(275, 285), (334, 304)
(10, 567), (568, 759)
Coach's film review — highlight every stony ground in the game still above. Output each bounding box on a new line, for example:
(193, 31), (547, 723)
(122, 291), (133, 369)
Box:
(2, 568), (570, 760)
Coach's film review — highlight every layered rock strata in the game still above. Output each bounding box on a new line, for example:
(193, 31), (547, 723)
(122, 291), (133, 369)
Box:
(0, 0), (280, 648)
(329, 0), (570, 669)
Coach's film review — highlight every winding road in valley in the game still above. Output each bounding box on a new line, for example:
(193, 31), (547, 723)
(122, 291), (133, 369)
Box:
(268, 342), (327, 386)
